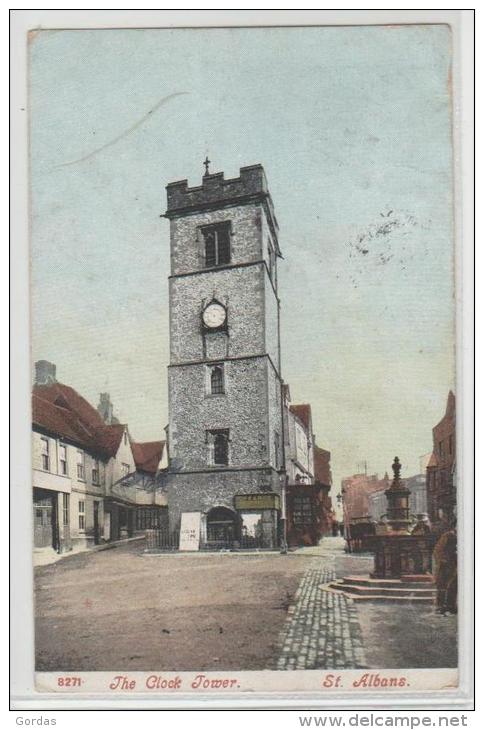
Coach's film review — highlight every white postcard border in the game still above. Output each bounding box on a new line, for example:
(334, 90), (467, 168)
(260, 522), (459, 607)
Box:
(10, 8), (475, 712)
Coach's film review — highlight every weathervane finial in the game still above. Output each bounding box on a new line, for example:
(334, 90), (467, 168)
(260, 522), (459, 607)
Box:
(203, 156), (211, 176)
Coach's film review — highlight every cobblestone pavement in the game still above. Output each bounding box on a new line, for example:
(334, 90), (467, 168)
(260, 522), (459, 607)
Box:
(273, 556), (367, 670)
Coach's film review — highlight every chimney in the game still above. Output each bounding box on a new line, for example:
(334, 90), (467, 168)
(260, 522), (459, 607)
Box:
(98, 392), (114, 424)
(35, 360), (57, 385)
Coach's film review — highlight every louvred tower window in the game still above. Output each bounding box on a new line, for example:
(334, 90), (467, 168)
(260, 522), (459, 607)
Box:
(202, 222), (231, 267)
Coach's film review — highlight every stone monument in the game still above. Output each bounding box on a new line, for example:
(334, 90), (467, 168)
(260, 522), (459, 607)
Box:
(326, 458), (436, 602)
(372, 457), (434, 579)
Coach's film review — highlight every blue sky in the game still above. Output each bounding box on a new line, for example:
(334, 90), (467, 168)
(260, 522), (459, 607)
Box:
(30, 25), (454, 487)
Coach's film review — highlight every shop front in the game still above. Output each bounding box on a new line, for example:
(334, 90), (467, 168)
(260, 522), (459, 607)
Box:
(103, 498), (135, 542)
(233, 493), (280, 549)
(286, 483), (326, 547)
(32, 469), (71, 553)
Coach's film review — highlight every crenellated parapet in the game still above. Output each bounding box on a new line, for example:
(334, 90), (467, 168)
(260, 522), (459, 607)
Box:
(164, 164), (280, 251)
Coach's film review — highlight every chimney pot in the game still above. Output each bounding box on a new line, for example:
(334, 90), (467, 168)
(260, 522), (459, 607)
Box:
(35, 360), (57, 385)
(98, 392), (114, 424)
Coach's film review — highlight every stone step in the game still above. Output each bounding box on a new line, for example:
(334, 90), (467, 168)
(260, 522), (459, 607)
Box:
(328, 581), (435, 598)
(329, 590), (435, 604)
(341, 575), (434, 590)
(400, 574), (435, 583)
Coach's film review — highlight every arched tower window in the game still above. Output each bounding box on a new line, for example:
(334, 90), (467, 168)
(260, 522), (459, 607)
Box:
(210, 366), (224, 395)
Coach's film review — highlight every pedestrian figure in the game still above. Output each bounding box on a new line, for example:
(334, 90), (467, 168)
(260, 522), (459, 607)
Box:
(432, 523), (457, 615)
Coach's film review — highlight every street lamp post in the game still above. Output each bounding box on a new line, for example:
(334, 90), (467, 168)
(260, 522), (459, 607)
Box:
(339, 487), (352, 552)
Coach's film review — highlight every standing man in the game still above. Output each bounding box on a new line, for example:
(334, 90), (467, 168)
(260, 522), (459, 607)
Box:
(432, 519), (457, 614)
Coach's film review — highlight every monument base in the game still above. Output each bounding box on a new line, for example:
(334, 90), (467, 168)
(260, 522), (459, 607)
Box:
(372, 533), (435, 579)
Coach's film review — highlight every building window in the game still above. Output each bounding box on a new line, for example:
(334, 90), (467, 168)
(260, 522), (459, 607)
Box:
(59, 444), (67, 475)
(449, 434), (453, 455)
(210, 365), (224, 395)
(40, 437), (50, 471)
(92, 460), (100, 485)
(439, 440), (444, 458)
(121, 463), (130, 477)
(78, 500), (85, 531)
(136, 508), (162, 530)
(124, 431), (127, 445)
(207, 429), (230, 466)
(62, 494), (69, 526)
(76, 450), (85, 480)
(202, 222), (231, 267)
(293, 495), (313, 526)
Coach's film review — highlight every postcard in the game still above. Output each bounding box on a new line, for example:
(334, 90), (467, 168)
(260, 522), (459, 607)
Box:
(11, 11), (473, 711)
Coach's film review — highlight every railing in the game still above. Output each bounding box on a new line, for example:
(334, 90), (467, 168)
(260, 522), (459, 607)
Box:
(144, 530), (268, 552)
(145, 529), (180, 552)
(200, 535), (267, 551)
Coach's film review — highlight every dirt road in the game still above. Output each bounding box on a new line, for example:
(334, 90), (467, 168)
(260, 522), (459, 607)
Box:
(35, 541), (308, 671)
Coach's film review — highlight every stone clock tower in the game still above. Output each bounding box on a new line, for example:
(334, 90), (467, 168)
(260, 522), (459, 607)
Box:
(164, 163), (284, 547)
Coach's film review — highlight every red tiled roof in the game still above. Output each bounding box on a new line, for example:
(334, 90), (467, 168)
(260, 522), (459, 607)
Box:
(33, 383), (104, 431)
(314, 444), (332, 487)
(131, 441), (165, 474)
(432, 391), (456, 433)
(32, 381), (168, 470)
(32, 394), (94, 450)
(93, 423), (127, 458)
(32, 383), (127, 459)
(290, 404), (312, 431)
(446, 390), (456, 417)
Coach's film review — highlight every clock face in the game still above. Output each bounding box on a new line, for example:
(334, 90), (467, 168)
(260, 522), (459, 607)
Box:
(203, 302), (226, 329)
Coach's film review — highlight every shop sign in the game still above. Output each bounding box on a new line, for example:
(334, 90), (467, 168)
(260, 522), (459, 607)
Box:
(234, 493), (280, 511)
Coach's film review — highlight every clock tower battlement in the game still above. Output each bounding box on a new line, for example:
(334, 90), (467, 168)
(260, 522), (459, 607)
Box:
(165, 164), (280, 250)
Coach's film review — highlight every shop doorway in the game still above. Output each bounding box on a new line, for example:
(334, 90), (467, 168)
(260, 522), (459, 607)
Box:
(206, 507), (240, 546)
(33, 489), (57, 549)
(93, 501), (100, 545)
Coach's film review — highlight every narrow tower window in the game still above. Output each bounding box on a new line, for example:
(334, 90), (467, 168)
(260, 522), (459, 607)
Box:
(214, 433), (229, 465)
(202, 223), (231, 267)
(210, 365), (224, 395)
(207, 429), (230, 466)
